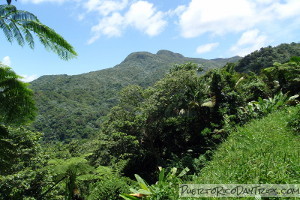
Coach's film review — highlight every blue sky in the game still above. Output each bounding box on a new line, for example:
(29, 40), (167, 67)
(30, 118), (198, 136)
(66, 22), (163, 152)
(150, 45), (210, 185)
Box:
(1, 0), (300, 82)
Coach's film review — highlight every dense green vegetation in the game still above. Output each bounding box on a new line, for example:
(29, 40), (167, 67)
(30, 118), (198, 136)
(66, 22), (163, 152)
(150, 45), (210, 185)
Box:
(0, 1), (78, 197)
(121, 106), (300, 200)
(235, 42), (300, 73)
(0, 64), (39, 195)
(30, 50), (240, 141)
(1, 42), (300, 200)
(193, 106), (300, 185)
(89, 55), (300, 184)
(0, 65), (36, 125)
(30, 43), (300, 142)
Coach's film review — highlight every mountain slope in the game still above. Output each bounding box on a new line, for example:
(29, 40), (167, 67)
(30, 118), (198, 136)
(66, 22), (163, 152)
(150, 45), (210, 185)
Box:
(192, 107), (300, 188)
(30, 50), (240, 141)
(235, 42), (300, 73)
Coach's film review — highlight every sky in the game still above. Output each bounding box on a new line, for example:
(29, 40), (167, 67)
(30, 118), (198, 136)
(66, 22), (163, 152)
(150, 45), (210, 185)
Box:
(0, 0), (300, 82)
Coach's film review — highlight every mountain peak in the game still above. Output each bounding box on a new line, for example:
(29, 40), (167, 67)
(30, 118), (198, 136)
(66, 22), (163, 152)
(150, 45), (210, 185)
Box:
(156, 50), (184, 58)
(122, 51), (156, 63)
(121, 50), (185, 65)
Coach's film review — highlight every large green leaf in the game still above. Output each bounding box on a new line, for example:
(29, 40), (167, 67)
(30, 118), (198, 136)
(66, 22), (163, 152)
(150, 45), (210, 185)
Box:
(119, 194), (140, 200)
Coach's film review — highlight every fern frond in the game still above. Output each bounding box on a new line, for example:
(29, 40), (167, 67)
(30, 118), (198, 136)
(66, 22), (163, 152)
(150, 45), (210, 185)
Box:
(23, 20), (77, 60)
(9, 20), (24, 46)
(0, 65), (36, 125)
(0, 19), (12, 42)
(22, 27), (34, 48)
(0, 4), (77, 60)
(0, 5), (16, 15)
(10, 10), (38, 21)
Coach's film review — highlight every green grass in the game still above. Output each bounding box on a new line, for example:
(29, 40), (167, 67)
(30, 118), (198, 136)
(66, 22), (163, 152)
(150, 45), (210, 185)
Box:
(185, 107), (300, 199)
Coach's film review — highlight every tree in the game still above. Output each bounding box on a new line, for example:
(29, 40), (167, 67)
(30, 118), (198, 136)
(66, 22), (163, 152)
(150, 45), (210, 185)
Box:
(0, 65), (40, 199)
(0, 126), (45, 200)
(45, 156), (96, 200)
(0, 64), (36, 125)
(0, 3), (77, 60)
(0, 0), (78, 123)
(0, 2), (78, 198)
(91, 63), (209, 181)
(261, 58), (300, 95)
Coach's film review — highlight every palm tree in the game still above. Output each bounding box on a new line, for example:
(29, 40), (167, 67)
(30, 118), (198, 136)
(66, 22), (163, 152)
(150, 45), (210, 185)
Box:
(0, 2), (77, 60)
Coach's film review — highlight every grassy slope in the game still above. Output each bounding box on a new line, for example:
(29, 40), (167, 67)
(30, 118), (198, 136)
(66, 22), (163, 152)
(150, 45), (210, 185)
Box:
(187, 106), (300, 199)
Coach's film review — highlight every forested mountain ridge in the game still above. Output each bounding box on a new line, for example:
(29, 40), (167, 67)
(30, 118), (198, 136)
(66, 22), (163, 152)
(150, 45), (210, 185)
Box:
(30, 50), (240, 141)
(30, 43), (300, 142)
(235, 42), (300, 72)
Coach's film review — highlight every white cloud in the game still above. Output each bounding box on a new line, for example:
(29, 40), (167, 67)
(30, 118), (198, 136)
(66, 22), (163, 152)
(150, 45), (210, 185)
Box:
(167, 5), (186, 17)
(84, 0), (128, 16)
(87, 1), (167, 43)
(1, 56), (38, 82)
(88, 12), (124, 44)
(2, 56), (11, 66)
(179, 0), (255, 38)
(178, 0), (300, 38)
(21, 0), (70, 4)
(20, 74), (40, 82)
(255, 0), (278, 4)
(236, 29), (266, 46)
(22, 0), (300, 49)
(273, 0), (300, 19)
(124, 1), (167, 36)
(230, 29), (268, 56)
(196, 43), (219, 54)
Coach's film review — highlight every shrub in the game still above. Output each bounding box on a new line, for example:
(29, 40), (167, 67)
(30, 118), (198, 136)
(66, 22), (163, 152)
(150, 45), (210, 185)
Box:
(288, 105), (300, 134)
(237, 92), (295, 124)
(120, 167), (189, 200)
(88, 175), (132, 200)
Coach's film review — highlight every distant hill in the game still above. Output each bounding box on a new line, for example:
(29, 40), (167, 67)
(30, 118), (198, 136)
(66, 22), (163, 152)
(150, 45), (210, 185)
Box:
(30, 50), (240, 141)
(235, 42), (300, 73)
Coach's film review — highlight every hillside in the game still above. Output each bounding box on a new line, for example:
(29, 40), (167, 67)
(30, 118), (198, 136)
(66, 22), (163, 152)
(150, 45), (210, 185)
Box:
(186, 106), (300, 199)
(235, 42), (300, 73)
(30, 50), (240, 141)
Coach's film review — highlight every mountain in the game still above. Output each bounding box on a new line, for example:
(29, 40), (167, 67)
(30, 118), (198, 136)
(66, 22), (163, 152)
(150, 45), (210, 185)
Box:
(30, 50), (240, 141)
(235, 42), (300, 73)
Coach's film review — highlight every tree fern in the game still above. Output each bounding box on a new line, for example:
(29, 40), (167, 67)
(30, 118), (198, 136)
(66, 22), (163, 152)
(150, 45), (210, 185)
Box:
(0, 4), (77, 60)
(0, 64), (36, 125)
